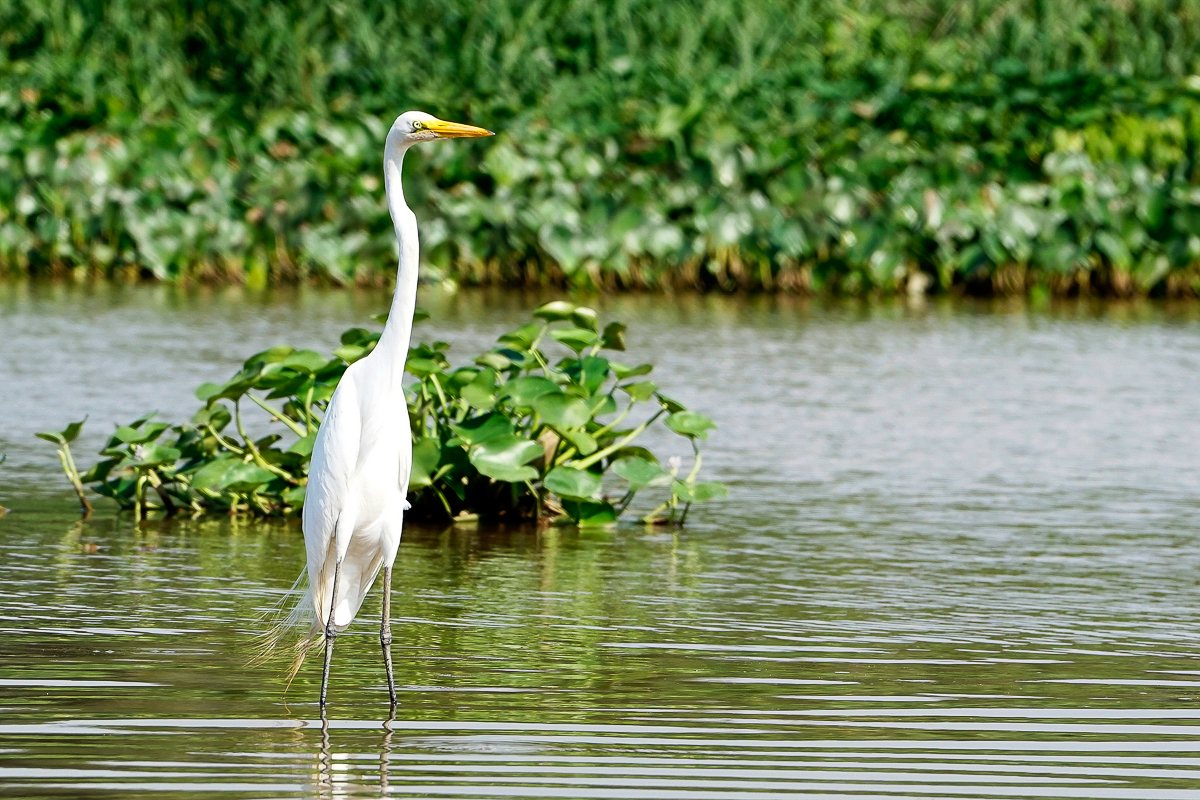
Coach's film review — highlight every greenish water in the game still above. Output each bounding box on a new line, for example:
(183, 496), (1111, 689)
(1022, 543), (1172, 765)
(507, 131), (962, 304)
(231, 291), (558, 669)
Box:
(3, 285), (1200, 797)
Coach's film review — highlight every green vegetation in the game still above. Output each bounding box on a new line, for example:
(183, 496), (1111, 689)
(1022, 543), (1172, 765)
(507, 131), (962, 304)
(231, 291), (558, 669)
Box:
(4, 0), (1200, 295)
(39, 301), (725, 525)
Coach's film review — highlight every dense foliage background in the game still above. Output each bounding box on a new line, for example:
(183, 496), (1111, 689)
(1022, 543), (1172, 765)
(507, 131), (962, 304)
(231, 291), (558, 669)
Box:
(3, 0), (1200, 295)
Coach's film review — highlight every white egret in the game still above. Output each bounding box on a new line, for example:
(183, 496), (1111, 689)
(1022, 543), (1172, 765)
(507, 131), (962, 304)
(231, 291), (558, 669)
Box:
(300, 111), (492, 707)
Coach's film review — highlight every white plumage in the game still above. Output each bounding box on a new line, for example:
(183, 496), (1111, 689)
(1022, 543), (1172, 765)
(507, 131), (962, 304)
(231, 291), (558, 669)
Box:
(295, 111), (493, 708)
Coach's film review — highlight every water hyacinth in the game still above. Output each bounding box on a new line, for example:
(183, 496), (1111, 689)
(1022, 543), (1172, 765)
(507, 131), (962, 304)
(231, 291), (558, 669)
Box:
(3, 0), (1200, 294)
(40, 302), (726, 526)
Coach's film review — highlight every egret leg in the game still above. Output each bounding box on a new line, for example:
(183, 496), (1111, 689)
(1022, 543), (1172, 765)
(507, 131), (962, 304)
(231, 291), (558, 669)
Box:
(380, 565), (397, 706)
(320, 558), (342, 709)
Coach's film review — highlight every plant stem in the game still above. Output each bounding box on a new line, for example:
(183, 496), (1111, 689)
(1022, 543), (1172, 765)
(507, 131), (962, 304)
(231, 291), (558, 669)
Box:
(204, 422), (245, 455)
(246, 392), (307, 437)
(56, 443), (93, 517)
(574, 409), (664, 470)
(234, 401), (299, 484)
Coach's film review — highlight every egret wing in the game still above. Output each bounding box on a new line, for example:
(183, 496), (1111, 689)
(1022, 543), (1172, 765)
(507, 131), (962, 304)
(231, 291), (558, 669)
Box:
(302, 372), (361, 626)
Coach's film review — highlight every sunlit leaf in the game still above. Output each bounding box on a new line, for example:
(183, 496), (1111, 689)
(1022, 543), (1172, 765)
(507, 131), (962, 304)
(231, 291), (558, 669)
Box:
(544, 465), (601, 499)
(561, 428), (598, 456)
(452, 413), (514, 445)
(620, 381), (658, 401)
(500, 376), (562, 406)
(498, 323), (541, 349)
(282, 350), (329, 374)
(405, 358), (444, 378)
(571, 307), (599, 331)
(533, 300), (576, 321)
(475, 351), (512, 370)
(133, 442), (181, 467)
(287, 431), (317, 457)
(532, 393), (592, 429)
(114, 422), (170, 444)
(460, 368), (498, 410)
(549, 327), (599, 352)
(469, 435), (543, 482)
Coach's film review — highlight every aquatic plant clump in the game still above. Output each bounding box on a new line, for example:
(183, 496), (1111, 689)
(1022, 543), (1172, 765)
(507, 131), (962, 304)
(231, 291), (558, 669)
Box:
(40, 302), (726, 525)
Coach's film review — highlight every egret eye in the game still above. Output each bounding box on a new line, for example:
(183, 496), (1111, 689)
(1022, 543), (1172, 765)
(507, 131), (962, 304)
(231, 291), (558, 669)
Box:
(412, 121), (424, 132)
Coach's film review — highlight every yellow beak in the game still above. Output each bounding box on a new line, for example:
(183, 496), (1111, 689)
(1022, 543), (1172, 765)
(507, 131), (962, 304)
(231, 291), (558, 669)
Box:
(423, 119), (494, 138)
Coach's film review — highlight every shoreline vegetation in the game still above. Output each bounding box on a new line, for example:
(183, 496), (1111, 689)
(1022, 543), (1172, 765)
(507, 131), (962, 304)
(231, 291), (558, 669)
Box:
(3, 1), (1200, 297)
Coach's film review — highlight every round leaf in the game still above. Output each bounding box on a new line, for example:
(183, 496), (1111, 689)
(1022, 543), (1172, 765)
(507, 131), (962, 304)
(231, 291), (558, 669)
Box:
(544, 466), (602, 499)
(665, 411), (717, 439)
(550, 327), (600, 352)
(469, 435), (544, 482)
(501, 376), (562, 406)
(533, 300), (576, 321)
(532, 393), (592, 429)
(571, 307), (599, 331)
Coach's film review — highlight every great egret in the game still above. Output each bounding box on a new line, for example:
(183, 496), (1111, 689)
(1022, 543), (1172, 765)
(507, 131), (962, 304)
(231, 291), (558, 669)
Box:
(301, 111), (492, 707)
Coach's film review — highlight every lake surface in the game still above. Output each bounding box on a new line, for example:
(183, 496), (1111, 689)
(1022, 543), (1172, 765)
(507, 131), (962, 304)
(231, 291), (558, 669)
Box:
(3, 283), (1200, 798)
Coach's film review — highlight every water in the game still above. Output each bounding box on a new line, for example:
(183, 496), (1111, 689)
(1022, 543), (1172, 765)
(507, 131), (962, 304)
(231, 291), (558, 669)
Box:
(3, 283), (1200, 798)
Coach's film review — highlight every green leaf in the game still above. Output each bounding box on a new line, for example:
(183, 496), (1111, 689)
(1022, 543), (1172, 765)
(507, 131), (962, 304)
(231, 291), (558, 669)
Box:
(561, 428), (598, 456)
(612, 456), (669, 489)
(532, 393), (592, 429)
(133, 442), (181, 467)
(544, 465), (602, 499)
(287, 431), (317, 457)
(460, 368), (498, 410)
(611, 361), (652, 379)
(550, 327), (600, 352)
(244, 346), (294, 370)
(61, 418), (86, 443)
(282, 350), (329, 374)
(195, 382), (223, 401)
(533, 300), (576, 321)
(657, 393), (688, 413)
(114, 422), (170, 444)
(620, 381), (658, 402)
(405, 358), (444, 378)
(191, 456), (273, 492)
(689, 481), (729, 502)
(501, 376), (562, 406)
(475, 351), (512, 370)
(561, 498), (618, 527)
(37, 417), (89, 446)
(665, 411), (716, 439)
(577, 356), (610, 394)
(334, 343), (369, 363)
(589, 394), (618, 418)
(452, 413), (515, 445)
(408, 437), (441, 490)
(600, 321), (627, 351)
(571, 307), (599, 331)
(498, 323), (541, 349)
(282, 485), (307, 506)
(469, 435), (544, 482)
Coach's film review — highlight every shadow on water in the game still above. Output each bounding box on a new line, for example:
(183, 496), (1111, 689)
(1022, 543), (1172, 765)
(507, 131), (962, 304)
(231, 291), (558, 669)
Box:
(4, 287), (1200, 796)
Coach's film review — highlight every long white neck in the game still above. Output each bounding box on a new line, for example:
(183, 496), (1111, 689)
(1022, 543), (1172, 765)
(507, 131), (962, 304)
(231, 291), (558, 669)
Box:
(374, 139), (419, 377)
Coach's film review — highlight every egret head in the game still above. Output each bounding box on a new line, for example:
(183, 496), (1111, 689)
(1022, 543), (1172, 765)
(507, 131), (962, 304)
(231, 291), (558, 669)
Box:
(389, 111), (493, 147)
